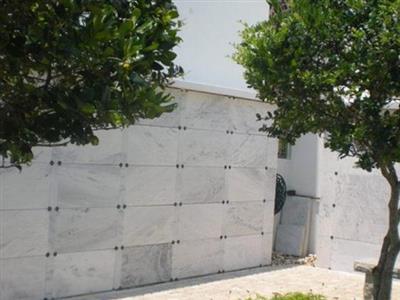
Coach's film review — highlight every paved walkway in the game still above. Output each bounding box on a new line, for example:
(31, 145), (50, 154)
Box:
(70, 265), (400, 300)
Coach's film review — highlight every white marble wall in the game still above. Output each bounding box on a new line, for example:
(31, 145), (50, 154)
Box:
(315, 145), (400, 272)
(0, 89), (277, 299)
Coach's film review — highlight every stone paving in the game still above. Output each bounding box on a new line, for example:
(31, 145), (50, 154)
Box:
(69, 265), (400, 300)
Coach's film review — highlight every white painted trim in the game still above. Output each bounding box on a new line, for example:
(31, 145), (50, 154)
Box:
(169, 79), (259, 101)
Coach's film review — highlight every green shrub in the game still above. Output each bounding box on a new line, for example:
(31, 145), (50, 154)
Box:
(244, 292), (326, 300)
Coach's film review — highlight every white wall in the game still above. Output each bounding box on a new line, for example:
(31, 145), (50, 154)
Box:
(0, 89), (277, 300)
(175, 0), (269, 91)
(277, 134), (321, 198)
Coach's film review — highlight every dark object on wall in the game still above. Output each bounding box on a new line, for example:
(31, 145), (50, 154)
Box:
(274, 173), (287, 215)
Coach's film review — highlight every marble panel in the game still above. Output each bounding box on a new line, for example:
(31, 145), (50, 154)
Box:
(178, 204), (223, 241)
(180, 130), (228, 167)
(330, 238), (382, 272)
(0, 210), (49, 258)
(176, 167), (225, 204)
(56, 164), (122, 208)
(53, 250), (115, 298)
(53, 208), (119, 252)
(137, 89), (184, 127)
(315, 201), (334, 237)
(123, 206), (177, 246)
(314, 235), (332, 269)
(227, 168), (266, 202)
(265, 169), (277, 202)
(266, 138), (278, 169)
(223, 235), (264, 271)
(223, 202), (263, 236)
(230, 99), (271, 134)
(171, 238), (223, 279)
(53, 130), (124, 164)
(181, 91), (231, 131)
(263, 233), (274, 265)
(124, 126), (178, 166)
(123, 166), (176, 206)
(229, 134), (268, 168)
(263, 200), (275, 234)
(275, 224), (307, 256)
(280, 196), (312, 226)
(334, 174), (389, 209)
(0, 163), (52, 210)
(331, 203), (387, 245)
(31, 146), (53, 163)
(120, 244), (172, 288)
(0, 256), (46, 300)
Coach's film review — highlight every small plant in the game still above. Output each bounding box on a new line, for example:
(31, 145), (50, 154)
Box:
(244, 292), (326, 300)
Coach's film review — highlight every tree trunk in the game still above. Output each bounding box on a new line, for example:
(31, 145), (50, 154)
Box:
(371, 163), (400, 299)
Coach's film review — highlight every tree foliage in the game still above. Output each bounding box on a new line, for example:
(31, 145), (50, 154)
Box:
(235, 1), (400, 299)
(0, 0), (182, 166)
(235, 0), (400, 171)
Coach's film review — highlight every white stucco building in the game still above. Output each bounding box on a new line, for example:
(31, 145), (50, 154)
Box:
(0, 1), (398, 299)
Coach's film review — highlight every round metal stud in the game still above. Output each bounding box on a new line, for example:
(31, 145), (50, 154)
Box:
(220, 235), (223, 240)
(47, 206), (52, 211)
(265, 166), (268, 170)
(45, 252), (50, 257)
(181, 164), (184, 168)
(50, 161), (54, 166)
(114, 246), (119, 250)
(261, 232), (264, 235)
(55, 207), (59, 212)
(330, 236), (334, 240)
(334, 171), (338, 175)
(263, 199), (266, 203)
(178, 126), (182, 130)
(222, 200), (225, 204)
(228, 166), (231, 169)
(121, 246), (124, 250)
(224, 235), (227, 239)
(179, 202), (182, 206)
(177, 240), (180, 244)
(332, 203), (336, 208)
(117, 204), (121, 209)
(57, 161), (62, 166)
(183, 126), (187, 130)
(176, 164), (180, 168)
(226, 200), (229, 204)
(172, 240), (175, 244)
(224, 165), (227, 169)
(174, 202), (177, 207)
(125, 163), (129, 167)
(119, 163), (123, 168)
(53, 252), (57, 257)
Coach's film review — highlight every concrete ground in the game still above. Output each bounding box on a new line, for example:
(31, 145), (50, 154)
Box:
(69, 265), (400, 300)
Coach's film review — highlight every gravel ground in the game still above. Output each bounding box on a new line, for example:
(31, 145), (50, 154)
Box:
(69, 260), (400, 300)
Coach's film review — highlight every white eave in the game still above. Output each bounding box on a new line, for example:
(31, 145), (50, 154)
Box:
(169, 79), (259, 101)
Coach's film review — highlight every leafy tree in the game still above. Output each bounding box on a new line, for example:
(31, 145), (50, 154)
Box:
(235, 0), (400, 299)
(0, 0), (182, 167)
